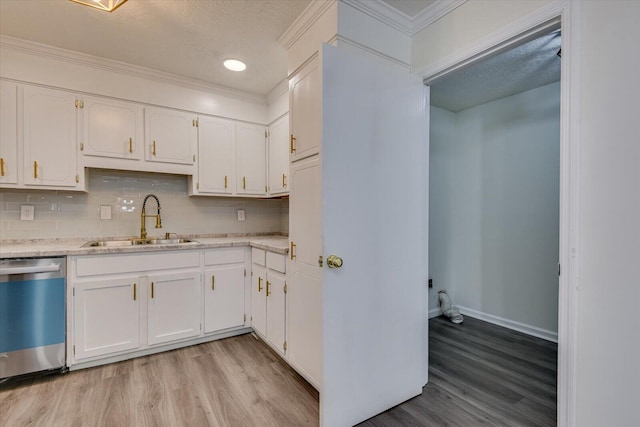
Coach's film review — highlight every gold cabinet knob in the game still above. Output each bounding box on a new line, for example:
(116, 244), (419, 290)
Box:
(327, 255), (343, 269)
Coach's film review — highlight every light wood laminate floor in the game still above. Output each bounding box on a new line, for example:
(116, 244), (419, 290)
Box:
(0, 333), (318, 427)
(1, 317), (557, 427)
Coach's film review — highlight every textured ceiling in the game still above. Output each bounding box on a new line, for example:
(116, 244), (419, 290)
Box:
(0, 0), (311, 96)
(430, 31), (562, 112)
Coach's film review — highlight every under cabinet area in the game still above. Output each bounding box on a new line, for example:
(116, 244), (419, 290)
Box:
(251, 248), (287, 356)
(203, 248), (247, 333)
(68, 247), (251, 368)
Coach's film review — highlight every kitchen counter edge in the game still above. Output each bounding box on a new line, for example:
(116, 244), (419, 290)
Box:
(0, 236), (290, 259)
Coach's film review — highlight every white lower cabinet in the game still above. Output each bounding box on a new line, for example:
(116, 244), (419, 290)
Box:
(251, 248), (287, 356)
(203, 248), (247, 333)
(68, 248), (249, 367)
(73, 276), (140, 360)
(147, 270), (201, 346)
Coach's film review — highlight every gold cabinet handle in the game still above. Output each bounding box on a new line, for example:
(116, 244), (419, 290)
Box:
(290, 134), (296, 153)
(129, 137), (133, 153)
(327, 255), (343, 269)
(0, 157), (5, 177)
(242, 176), (246, 189)
(211, 275), (215, 291)
(224, 175), (228, 189)
(152, 140), (157, 156)
(282, 173), (287, 188)
(290, 242), (296, 260)
(258, 276), (263, 292)
(266, 281), (271, 297)
(151, 282), (155, 298)
(133, 283), (137, 301)
(33, 161), (38, 179)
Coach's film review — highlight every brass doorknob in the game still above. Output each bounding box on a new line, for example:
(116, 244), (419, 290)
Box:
(327, 255), (343, 269)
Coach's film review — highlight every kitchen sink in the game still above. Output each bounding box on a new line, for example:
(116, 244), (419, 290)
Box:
(82, 238), (197, 247)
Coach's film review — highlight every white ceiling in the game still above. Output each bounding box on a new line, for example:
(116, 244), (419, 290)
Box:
(0, 1), (440, 97)
(430, 31), (562, 112)
(0, 0), (313, 96)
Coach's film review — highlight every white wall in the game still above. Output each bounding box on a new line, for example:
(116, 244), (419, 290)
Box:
(428, 106), (456, 314)
(576, 1), (640, 426)
(416, 1), (640, 425)
(429, 82), (560, 336)
(0, 169), (285, 240)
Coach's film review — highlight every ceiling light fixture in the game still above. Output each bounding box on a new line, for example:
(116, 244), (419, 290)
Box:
(69, 0), (128, 13)
(223, 59), (247, 72)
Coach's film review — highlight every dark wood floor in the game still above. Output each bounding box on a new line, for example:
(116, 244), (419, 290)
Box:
(360, 316), (558, 427)
(1, 317), (557, 427)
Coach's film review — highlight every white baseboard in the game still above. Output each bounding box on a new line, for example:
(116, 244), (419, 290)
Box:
(456, 306), (558, 343)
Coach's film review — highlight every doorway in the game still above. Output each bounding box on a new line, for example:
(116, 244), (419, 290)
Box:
(428, 29), (561, 340)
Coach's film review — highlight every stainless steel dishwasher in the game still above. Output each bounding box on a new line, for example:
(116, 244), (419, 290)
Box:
(0, 257), (66, 379)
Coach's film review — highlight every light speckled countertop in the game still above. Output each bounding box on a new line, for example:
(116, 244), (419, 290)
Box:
(0, 235), (289, 259)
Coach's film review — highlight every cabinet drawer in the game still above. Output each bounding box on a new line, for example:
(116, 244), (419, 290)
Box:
(204, 248), (245, 265)
(266, 252), (286, 273)
(252, 248), (266, 266)
(75, 251), (200, 277)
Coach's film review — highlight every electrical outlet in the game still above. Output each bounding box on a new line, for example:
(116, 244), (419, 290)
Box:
(100, 205), (112, 220)
(20, 205), (35, 221)
(428, 278), (433, 288)
(237, 209), (245, 221)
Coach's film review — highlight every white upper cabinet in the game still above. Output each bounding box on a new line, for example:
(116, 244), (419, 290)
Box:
(145, 106), (197, 166)
(0, 81), (18, 185)
(82, 96), (143, 161)
(268, 113), (289, 196)
(236, 122), (267, 196)
(289, 59), (321, 162)
(23, 86), (81, 188)
(196, 116), (235, 195)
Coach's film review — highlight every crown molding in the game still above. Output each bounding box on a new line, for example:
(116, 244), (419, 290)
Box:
(342, 0), (467, 36)
(266, 79), (289, 104)
(277, 0), (336, 50)
(0, 35), (266, 105)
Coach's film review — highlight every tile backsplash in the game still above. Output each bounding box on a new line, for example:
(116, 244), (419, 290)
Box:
(0, 169), (289, 240)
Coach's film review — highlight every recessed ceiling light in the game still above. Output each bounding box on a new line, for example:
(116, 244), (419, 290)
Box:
(68, 0), (128, 13)
(223, 59), (247, 72)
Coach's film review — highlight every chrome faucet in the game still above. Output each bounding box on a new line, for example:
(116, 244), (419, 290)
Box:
(140, 194), (162, 239)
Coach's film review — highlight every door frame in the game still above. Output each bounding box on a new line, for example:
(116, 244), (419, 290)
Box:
(417, 1), (580, 426)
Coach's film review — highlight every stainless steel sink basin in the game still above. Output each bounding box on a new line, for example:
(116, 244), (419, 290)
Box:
(144, 238), (196, 245)
(83, 238), (197, 247)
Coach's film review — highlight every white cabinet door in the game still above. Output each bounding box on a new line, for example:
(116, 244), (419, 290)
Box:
(145, 107), (196, 165)
(320, 45), (428, 427)
(82, 96), (143, 160)
(236, 122), (266, 196)
(0, 81), (18, 184)
(74, 277), (140, 360)
(287, 155), (322, 387)
(203, 265), (245, 333)
(196, 116), (235, 194)
(266, 271), (286, 355)
(251, 264), (267, 337)
(23, 86), (79, 187)
(268, 113), (289, 196)
(289, 58), (321, 162)
(147, 271), (201, 345)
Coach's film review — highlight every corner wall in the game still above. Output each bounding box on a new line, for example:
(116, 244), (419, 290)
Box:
(429, 82), (560, 337)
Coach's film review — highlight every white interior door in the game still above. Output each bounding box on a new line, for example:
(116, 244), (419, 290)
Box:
(321, 44), (429, 427)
